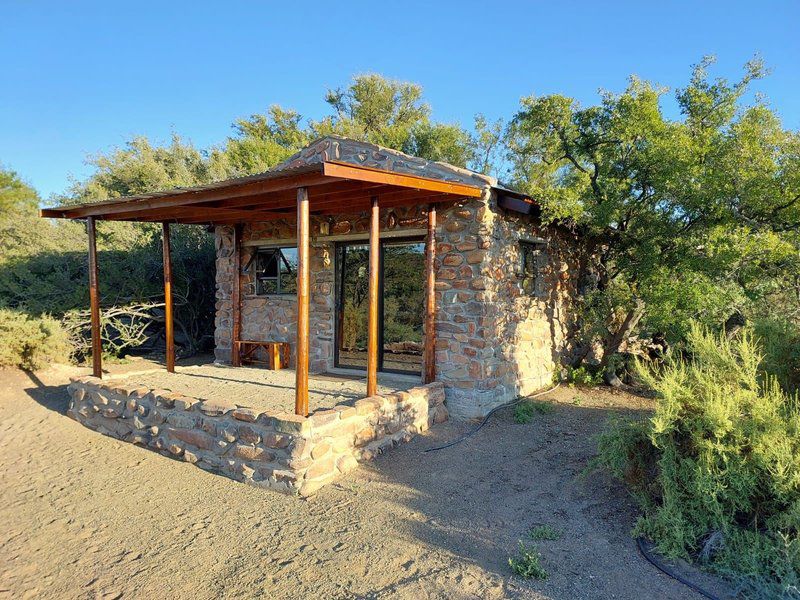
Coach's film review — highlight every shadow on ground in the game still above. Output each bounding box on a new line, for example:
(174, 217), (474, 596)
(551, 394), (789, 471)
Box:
(10, 361), (732, 599)
(343, 391), (733, 599)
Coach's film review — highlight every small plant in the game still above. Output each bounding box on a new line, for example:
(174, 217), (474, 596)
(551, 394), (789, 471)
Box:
(572, 394), (584, 405)
(528, 524), (562, 541)
(566, 365), (603, 386)
(508, 541), (548, 579)
(514, 399), (554, 424)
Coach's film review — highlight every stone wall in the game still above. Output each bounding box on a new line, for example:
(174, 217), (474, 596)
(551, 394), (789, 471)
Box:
(479, 202), (578, 414)
(430, 195), (578, 418)
(212, 192), (577, 420)
(66, 375), (448, 497)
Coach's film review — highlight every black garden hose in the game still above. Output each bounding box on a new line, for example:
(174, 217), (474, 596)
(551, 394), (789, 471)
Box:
(636, 537), (723, 600)
(423, 383), (561, 453)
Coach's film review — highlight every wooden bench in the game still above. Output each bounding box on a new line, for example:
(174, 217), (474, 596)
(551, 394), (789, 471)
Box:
(234, 340), (290, 370)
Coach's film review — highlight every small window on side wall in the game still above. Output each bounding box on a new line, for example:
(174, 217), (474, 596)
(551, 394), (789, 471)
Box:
(520, 241), (547, 297)
(253, 247), (298, 295)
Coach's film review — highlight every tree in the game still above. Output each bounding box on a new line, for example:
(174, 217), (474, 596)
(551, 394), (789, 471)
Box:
(61, 134), (223, 202)
(41, 137), (220, 353)
(506, 57), (800, 370)
(316, 74), (430, 149)
(216, 74), (482, 174)
(0, 166), (39, 214)
(218, 106), (310, 176)
(313, 74), (477, 168)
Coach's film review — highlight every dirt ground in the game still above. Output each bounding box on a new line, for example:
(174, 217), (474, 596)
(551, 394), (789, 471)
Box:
(0, 359), (731, 599)
(129, 364), (416, 415)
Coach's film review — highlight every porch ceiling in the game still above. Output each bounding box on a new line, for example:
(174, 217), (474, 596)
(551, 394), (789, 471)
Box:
(40, 160), (485, 225)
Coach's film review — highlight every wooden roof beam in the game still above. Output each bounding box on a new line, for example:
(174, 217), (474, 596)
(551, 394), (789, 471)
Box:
(323, 161), (483, 197)
(202, 181), (388, 211)
(181, 190), (459, 224)
(311, 193), (452, 216)
(40, 171), (339, 219)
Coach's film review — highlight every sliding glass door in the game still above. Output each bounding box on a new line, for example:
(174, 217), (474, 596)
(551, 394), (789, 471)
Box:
(335, 238), (425, 375)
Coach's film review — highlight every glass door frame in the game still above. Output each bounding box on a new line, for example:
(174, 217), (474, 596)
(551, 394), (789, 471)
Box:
(333, 235), (426, 375)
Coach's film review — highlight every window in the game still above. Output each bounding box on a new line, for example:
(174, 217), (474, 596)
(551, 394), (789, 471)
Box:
(520, 241), (547, 297)
(252, 247), (298, 295)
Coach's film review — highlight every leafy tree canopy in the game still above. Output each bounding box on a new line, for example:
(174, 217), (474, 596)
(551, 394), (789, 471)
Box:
(59, 74), (489, 208)
(507, 56), (800, 345)
(0, 166), (39, 214)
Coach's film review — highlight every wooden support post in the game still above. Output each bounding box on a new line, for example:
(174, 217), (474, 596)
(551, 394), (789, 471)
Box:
(367, 196), (380, 397)
(87, 217), (102, 378)
(162, 222), (175, 373)
(231, 224), (242, 367)
(270, 343), (281, 370)
(424, 204), (437, 383)
(295, 187), (310, 416)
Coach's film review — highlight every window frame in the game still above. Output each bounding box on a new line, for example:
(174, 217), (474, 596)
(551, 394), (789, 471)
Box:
(251, 246), (298, 296)
(519, 240), (548, 298)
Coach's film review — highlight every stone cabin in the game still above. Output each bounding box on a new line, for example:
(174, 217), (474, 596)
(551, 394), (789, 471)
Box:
(45, 134), (581, 494)
(212, 136), (578, 418)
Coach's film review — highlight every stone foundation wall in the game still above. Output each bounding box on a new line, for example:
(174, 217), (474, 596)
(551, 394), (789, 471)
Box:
(66, 375), (448, 497)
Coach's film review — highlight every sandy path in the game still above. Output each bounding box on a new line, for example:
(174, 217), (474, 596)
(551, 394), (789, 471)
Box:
(0, 361), (726, 599)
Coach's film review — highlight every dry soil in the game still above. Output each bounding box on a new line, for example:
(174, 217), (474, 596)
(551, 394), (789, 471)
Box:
(0, 358), (731, 599)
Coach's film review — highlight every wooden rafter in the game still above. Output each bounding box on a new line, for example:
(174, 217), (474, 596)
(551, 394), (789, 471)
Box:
(323, 162), (483, 198)
(104, 205), (287, 223)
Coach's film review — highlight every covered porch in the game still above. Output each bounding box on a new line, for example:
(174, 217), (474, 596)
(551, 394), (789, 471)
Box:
(42, 137), (487, 417)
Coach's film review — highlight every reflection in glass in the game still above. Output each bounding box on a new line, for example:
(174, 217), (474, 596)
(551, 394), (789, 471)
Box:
(336, 240), (425, 375)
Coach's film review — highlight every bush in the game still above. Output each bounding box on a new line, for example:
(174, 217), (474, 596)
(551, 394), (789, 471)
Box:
(0, 309), (71, 370)
(755, 317), (800, 393)
(593, 324), (800, 596)
(565, 365), (603, 386)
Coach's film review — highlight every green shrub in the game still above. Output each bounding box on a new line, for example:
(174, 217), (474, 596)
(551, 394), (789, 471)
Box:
(0, 309), (71, 370)
(565, 365), (603, 386)
(528, 525), (562, 541)
(1, 205), (216, 357)
(593, 323), (800, 596)
(754, 317), (800, 393)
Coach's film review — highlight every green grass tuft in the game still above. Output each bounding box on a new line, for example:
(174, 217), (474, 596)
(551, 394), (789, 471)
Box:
(528, 524), (562, 541)
(514, 399), (555, 424)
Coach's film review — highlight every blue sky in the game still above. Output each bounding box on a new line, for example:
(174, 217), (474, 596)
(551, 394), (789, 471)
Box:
(1, 0), (798, 200)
